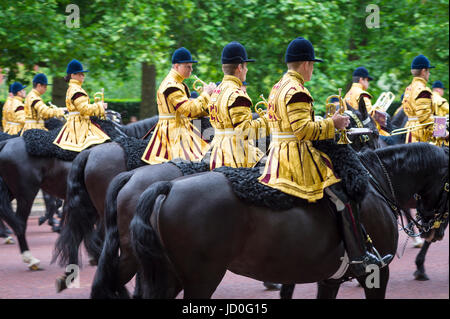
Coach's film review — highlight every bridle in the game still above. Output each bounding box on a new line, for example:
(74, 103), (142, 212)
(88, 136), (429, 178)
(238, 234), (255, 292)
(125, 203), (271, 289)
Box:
(360, 151), (449, 237)
(415, 178), (449, 234)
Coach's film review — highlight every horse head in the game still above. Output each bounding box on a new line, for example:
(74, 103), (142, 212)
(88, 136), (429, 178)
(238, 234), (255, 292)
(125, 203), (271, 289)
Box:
(105, 109), (123, 124)
(416, 146), (449, 242)
(345, 103), (380, 151)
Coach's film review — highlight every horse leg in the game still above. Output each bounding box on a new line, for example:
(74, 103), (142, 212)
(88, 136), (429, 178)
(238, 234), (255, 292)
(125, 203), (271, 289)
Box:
(357, 266), (389, 299)
(414, 241), (431, 281)
(16, 198), (41, 270)
(316, 279), (342, 299)
(280, 284), (295, 299)
(42, 191), (61, 232)
(0, 218), (14, 244)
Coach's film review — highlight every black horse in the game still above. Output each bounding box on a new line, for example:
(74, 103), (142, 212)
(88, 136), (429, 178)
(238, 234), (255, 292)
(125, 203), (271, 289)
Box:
(52, 116), (212, 292)
(88, 107), (381, 298)
(0, 116), (157, 270)
(125, 143), (447, 299)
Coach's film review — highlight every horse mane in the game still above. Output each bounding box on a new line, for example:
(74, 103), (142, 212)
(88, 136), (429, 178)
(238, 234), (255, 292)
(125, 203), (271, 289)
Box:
(373, 143), (448, 174)
(121, 116), (159, 139)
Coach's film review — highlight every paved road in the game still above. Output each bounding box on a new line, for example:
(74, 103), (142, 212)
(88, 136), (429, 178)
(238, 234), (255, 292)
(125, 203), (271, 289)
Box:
(0, 216), (448, 299)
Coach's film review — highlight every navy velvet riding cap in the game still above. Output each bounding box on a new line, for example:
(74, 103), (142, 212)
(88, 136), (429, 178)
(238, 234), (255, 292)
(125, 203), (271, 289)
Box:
(221, 41), (255, 64)
(285, 37), (323, 63)
(11, 82), (27, 94)
(33, 73), (50, 85)
(411, 54), (435, 69)
(172, 47), (198, 64)
(353, 67), (373, 81)
(66, 59), (89, 74)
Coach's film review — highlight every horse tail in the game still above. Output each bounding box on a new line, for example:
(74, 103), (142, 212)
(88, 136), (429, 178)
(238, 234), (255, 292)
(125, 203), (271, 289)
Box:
(0, 176), (24, 236)
(91, 171), (134, 299)
(129, 181), (173, 299)
(52, 149), (101, 266)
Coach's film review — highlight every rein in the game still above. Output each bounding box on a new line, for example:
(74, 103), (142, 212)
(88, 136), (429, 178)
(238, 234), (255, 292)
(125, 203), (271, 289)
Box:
(359, 150), (449, 237)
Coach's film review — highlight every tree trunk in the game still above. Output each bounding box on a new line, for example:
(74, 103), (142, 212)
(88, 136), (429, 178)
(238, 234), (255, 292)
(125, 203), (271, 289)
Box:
(140, 62), (157, 119)
(51, 76), (66, 108)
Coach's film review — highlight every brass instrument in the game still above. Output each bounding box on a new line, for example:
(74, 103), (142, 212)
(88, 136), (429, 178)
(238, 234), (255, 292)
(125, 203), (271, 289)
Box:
(325, 95), (340, 119)
(94, 88), (106, 119)
(192, 75), (207, 93)
(336, 88), (352, 144)
(390, 116), (449, 137)
(373, 91), (395, 112)
(254, 94), (268, 118)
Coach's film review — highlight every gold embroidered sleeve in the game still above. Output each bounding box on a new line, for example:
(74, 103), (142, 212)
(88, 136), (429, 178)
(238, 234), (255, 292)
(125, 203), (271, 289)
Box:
(229, 96), (268, 138)
(14, 107), (26, 125)
(166, 88), (209, 118)
(2, 104), (7, 128)
(73, 95), (105, 117)
(287, 100), (335, 141)
(34, 99), (65, 119)
(415, 91), (433, 133)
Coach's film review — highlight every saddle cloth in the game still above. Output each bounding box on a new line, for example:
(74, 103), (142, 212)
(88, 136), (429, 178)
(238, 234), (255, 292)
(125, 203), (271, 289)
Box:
(22, 118), (126, 161)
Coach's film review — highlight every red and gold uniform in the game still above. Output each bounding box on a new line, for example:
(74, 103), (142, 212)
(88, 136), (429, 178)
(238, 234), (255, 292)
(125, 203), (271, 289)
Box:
(21, 88), (65, 134)
(402, 77), (433, 143)
(2, 96), (13, 131)
(259, 70), (340, 202)
(344, 83), (389, 136)
(344, 83), (373, 114)
(208, 75), (268, 169)
(3, 96), (25, 135)
(53, 79), (109, 152)
(141, 69), (210, 164)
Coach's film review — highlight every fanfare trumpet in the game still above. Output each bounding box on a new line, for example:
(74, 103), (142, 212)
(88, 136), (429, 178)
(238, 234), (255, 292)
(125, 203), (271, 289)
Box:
(325, 94), (340, 119)
(373, 91), (395, 112)
(390, 116), (448, 137)
(254, 94), (268, 118)
(94, 88), (106, 119)
(192, 75), (207, 93)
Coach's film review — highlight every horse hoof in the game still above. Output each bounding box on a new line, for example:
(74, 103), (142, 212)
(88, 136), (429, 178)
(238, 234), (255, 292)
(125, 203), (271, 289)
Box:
(38, 216), (47, 226)
(263, 282), (282, 290)
(29, 264), (40, 271)
(52, 226), (61, 233)
(56, 277), (67, 293)
(4, 236), (15, 245)
(413, 270), (429, 281)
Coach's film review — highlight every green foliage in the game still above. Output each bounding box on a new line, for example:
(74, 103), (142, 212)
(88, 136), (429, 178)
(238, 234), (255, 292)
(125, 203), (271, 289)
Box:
(1, 0), (448, 116)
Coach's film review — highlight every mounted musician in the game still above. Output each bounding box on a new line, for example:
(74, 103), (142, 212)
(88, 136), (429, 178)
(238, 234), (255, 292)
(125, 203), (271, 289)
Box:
(141, 47), (216, 164)
(344, 67), (390, 136)
(258, 37), (392, 277)
(3, 82), (27, 135)
(2, 84), (14, 132)
(401, 55), (436, 143)
(207, 41), (269, 169)
(53, 59), (110, 152)
(21, 73), (65, 134)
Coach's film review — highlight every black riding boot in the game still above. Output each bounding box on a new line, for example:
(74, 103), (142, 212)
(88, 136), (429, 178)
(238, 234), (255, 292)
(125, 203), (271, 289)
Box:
(327, 185), (393, 278)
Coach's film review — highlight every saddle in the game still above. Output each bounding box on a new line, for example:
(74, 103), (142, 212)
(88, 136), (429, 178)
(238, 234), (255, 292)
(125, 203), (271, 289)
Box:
(169, 140), (369, 211)
(22, 118), (127, 161)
